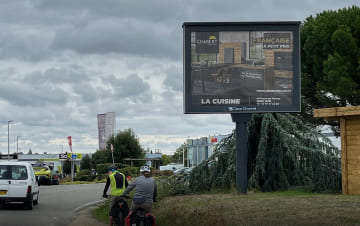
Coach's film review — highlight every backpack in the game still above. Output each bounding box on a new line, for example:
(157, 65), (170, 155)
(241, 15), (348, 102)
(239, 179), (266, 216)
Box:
(126, 211), (155, 226)
(111, 198), (130, 218)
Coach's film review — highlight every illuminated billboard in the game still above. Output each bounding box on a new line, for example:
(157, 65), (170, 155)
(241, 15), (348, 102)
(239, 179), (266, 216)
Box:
(183, 22), (301, 113)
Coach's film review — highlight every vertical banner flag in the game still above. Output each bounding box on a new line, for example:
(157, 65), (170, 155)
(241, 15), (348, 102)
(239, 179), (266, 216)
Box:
(67, 136), (72, 153)
(111, 144), (114, 153)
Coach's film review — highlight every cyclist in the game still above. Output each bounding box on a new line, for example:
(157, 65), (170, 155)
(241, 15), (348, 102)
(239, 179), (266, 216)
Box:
(103, 165), (128, 226)
(122, 165), (157, 214)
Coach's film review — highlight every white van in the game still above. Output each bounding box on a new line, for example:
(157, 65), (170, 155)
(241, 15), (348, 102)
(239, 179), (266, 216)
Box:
(0, 161), (39, 209)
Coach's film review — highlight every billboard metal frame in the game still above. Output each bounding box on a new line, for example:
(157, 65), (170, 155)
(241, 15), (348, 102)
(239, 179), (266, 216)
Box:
(183, 22), (301, 114)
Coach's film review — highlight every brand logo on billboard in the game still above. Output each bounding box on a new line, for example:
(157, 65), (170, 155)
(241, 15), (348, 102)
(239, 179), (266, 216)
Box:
(195, 32), (219, 53)
(253, 32), (291, 49)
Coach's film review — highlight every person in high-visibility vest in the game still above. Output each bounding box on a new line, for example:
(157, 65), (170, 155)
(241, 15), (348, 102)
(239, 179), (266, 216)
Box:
(103, 165), (128, 226)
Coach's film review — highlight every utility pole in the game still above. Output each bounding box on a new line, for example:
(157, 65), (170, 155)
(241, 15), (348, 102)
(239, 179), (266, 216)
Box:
(17, 136), (21, 154)
(8, 120), (13, 160)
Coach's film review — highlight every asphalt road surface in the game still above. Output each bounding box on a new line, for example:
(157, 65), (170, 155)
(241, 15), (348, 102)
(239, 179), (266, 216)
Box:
(0, 183), (106, 226)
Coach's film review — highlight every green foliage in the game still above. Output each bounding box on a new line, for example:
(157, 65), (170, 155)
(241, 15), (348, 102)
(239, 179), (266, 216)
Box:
(106, 129), (145, 166)
(169, 114), (341, 194)
(63, 159), (72, 175)
(161, 154), (172, 165)
(151, 170), (174, 177)
(97, 174), (107, 180)
(171, 145), (185, 164)
(301, 6), (360, 132)
(96, 163), (111, 174)
(74, 169), (96, 181)
(91, 129), (144, 166)
(80, 154), (92, 170)
(118, 167), (139, 177)
(91, 150), (111, 167)
(117, 163), (130, 169)
(95, 163), (131, 174)
(247, 114), (340, 192)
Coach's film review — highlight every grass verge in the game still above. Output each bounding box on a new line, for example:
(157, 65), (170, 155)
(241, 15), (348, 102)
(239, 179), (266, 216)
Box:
(152, 191), (360, 226)
(92, 200), (109, 223)
(92, 189), (360, 225)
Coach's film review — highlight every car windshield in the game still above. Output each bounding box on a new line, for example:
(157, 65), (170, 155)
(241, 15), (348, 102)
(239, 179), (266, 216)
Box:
(0, 165), (28, 180)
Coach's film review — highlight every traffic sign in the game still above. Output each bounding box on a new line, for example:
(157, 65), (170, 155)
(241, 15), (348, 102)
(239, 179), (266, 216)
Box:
(66, 153), (82, 160)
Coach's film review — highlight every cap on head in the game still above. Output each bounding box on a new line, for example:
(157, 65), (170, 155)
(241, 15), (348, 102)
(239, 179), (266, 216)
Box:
(140, 165), (150, 173)
(108, 165), (116, 172)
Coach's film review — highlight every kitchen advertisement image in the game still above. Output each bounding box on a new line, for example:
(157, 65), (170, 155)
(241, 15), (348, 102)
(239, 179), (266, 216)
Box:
(183, 22), (300, 114)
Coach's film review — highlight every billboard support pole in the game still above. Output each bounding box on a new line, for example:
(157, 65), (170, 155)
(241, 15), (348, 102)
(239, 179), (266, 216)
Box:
(231, 113), (251, 194)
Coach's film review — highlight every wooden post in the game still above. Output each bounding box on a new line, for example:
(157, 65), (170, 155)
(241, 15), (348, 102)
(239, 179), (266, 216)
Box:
(340, 118), (348, 194)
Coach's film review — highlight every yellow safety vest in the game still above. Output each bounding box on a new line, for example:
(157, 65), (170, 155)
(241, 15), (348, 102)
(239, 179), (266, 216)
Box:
(109, 171), (126, 196)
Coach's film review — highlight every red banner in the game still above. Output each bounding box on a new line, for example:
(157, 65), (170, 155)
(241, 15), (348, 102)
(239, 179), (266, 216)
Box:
(67, 136), (72, 153)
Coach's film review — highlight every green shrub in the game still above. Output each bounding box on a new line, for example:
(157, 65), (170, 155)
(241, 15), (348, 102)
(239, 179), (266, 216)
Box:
(77, 169), (92, 177)
(96, 163), (111, 174)
(97, 173), (107, 180)
(152, 170), (173, 177)
(96, 163), (131, 174)
(119, 167), (139, 177)
(117, 163), (130, 169)
(75, 169), (96, 181)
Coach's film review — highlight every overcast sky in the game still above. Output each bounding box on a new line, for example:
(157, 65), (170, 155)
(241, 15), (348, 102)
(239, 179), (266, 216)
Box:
(0, 0), (356, 155)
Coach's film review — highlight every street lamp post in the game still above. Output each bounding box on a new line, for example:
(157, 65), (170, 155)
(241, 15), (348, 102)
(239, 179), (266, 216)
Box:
(8, 120), (13, 160)
(17, 136), (21, 154)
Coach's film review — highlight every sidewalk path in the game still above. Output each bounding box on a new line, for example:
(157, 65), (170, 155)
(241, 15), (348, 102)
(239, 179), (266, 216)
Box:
(68, 205), (107, 226)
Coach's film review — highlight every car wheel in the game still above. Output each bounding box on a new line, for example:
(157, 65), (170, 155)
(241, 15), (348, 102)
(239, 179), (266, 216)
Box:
(33, 194), (39, 205)
(26, 195), (34, 210)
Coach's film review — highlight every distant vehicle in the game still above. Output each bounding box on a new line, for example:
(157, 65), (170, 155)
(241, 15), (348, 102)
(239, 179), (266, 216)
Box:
(174, 167), (193, 175)
(0, 161), (39, 210)
(32, 163), (54, 185)
(159, 165), (177, 171)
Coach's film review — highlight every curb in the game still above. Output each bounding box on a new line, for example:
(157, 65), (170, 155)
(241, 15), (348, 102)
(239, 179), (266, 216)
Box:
(73, 199), (107, 212)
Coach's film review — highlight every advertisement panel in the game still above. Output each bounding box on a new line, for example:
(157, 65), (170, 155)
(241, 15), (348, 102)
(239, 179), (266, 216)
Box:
(183, 22), (301, 113)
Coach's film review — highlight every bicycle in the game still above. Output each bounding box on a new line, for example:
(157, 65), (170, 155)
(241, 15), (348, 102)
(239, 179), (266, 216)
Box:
(124, 197), (156, 226)
(105, 195), (130, 226)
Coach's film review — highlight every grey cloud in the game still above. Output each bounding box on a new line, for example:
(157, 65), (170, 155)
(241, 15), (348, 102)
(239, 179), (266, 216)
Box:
(73, 82), (97, 103)
(51, 19), (180, 60)
(103, 74), (152, 103)
(163, 66), (182, 92)
(34, 0), (186, 24)
(0, 31), (52, 62)
(0, 81), (68, 107)
(25, 66), (88, 85)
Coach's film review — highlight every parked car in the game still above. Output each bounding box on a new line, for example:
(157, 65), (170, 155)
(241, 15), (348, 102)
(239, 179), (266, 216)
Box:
(0, 161), (39, 209)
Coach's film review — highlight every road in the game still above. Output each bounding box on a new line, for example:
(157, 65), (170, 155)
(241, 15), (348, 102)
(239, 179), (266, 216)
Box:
(0, 183), (106, 226)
